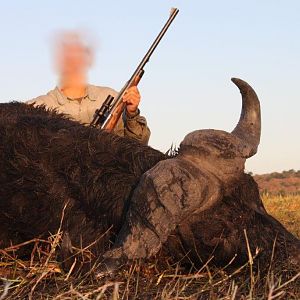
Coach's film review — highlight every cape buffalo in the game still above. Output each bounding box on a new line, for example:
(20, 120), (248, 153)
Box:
(0, 78), (299, 275)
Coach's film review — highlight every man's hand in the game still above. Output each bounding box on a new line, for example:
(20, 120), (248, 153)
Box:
(122, 86), (140, 116)
(122, 76), (141, 116)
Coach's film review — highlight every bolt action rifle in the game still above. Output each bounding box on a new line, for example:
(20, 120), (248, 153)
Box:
(90, 7), (179, 131)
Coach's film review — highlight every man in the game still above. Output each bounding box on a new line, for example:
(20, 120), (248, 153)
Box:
(27, 32), (150, 144)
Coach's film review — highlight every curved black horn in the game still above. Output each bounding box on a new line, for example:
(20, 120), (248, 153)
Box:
(231, 78), (261, 158)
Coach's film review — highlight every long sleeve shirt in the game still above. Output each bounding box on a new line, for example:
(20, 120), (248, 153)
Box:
(27, 84), (151, 144)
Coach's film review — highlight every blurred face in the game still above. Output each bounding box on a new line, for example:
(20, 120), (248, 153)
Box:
(56, 34), (93, 77)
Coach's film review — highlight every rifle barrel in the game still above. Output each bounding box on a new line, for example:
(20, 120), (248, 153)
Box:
(107, 8), (179, 115)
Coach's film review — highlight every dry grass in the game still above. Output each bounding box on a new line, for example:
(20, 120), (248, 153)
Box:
(263, 194), (300, 238)
(0, 194), (299, 299)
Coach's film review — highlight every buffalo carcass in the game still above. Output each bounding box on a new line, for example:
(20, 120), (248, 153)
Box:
(0, 78), (299, 275)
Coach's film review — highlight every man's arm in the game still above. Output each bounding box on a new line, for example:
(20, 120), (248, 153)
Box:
(123, 110), (151, 145)
(121, 84), (151, 144)
(26, 91), (57, 108)
(100, 85), (151, 144)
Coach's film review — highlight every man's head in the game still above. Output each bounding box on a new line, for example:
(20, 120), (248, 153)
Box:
(55, 32), (93, 79)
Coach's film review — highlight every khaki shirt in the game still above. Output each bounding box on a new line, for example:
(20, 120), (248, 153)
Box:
(27, 84), (150, 144)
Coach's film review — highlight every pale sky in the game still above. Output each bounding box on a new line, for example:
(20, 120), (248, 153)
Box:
(0, 1), (299, 174)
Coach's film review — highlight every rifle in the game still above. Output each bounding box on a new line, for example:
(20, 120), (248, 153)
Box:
(90, 7), (179, 131)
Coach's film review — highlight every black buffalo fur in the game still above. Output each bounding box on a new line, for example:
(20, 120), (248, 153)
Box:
(1, 102), (299, 273)
(0, 102), (165, 269)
